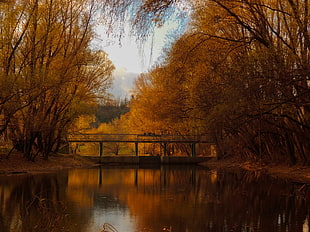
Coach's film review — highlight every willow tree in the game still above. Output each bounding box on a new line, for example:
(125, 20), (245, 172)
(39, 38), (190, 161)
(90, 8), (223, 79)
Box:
(0, 0), (114, 160)
(195, 0), (310, 163)
(0, 1), (33, 135)
(122, 0), (309, 164)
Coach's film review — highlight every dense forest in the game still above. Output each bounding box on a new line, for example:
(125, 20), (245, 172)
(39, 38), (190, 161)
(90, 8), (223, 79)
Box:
(95, 99), (129, 125)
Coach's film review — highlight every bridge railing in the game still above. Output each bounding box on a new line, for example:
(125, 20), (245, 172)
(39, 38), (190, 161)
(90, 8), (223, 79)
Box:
(136, 134), (210, 142)
(68, 133), (212, 143)
(68, 134), (137, 142)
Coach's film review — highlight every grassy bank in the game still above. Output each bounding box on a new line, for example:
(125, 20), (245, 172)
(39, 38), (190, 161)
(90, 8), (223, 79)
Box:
(0, 152), (97, 175)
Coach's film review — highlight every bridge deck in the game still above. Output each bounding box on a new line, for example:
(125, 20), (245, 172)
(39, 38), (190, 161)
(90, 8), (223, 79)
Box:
(68, 134), (213, 143)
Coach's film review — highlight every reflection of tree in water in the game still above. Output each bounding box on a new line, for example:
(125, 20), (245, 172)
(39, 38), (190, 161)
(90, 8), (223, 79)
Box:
(0, 173), (91, 232)
(0, 168), (309, 232)
(122, 168), (310, 232)
(200, 171), (308, 232)
(0, 175), (62, 232)
(208, 170), (310, 232)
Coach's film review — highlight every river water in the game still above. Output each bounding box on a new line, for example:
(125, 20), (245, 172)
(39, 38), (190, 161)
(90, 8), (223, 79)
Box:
(0, 166), (309, 232)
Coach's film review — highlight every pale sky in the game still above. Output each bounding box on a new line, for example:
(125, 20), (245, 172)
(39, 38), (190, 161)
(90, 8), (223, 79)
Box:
(93, 21), (182, 98)
(95, 24), (172, 73)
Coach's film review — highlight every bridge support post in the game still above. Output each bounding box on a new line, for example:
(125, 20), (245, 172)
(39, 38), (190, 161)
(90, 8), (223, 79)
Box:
(99, 142), (103, 157)
(163, 143), (167, 156)
(135, 142), (139, 156)
(191, 143), (196, 157)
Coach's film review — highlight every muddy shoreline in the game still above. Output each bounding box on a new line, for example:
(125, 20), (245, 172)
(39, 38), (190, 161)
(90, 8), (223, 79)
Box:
(1, 153), (310, 184)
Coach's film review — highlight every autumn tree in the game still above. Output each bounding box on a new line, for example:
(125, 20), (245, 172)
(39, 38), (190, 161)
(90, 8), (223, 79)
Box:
(126, 0), (309, 164)
(0, 0), (114, 160)
(196, 0), (310, 163)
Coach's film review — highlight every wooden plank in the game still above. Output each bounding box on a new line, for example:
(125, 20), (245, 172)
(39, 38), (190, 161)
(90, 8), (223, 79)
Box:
(68, 133), (214, 144)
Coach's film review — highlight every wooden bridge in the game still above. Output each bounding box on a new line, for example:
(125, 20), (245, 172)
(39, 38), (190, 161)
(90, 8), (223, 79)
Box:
(68, 133), (212, 144)
(68, 134), (215, 164)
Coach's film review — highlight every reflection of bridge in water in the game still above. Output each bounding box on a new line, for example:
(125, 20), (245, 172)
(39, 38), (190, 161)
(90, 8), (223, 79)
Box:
(68, 134), (215, 165)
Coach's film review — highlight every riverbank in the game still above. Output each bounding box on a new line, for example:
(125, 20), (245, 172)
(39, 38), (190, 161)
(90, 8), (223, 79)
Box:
(1, 152), (310, 184)
(0, 152), (97, 175)
(203, 156), (310, 184)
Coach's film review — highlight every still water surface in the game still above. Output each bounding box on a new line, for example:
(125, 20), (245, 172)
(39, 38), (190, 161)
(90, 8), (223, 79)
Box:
(0, 166), (309, 232)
